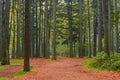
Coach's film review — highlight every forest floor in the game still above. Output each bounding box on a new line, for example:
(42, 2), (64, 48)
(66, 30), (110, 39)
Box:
(0, 58), (120, 80)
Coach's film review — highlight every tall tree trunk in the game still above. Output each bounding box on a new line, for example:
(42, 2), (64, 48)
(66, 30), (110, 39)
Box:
(67, 0), (73, 57)
(79, 0), (83, 57)
(97, 0), (102, 52)
(108, 0), (112, 53)
(45, 0), (49, 58)
(36, 0), (39, 57)
(16, 0), (21, 58)
(102, 0), (110, 56)
(12, 15), (16, 58)
(93, 13), (97, 56)
(24, 0), (30, 72)
(115, 0), (119, 53)
(88, 0), (91, 57)
(1, 0), (10, 65)
(0, 0), (3, 61)
(52, 0), (57, 60)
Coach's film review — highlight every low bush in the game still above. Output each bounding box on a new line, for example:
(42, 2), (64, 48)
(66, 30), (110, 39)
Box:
(83, 52), (120, 72)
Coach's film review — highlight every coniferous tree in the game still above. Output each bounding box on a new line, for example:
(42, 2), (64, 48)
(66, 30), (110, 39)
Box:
(67, 0), (73, 57)
(97, 0), (102, 52)
(1, 0), (10, 65)
(52, 0), (57, 60)
(102, 0), (110, 56)
(88, 0), (91, 57)
(24, 0), (30, 72)
(115, 0), (119, 53)
(0, 0), (3, 61)
(79, 0), (83, 57)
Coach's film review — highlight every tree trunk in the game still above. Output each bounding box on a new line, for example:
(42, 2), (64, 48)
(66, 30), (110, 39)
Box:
(24, 0), (30, 72)
(67, 0), (73, 57)
(108, 0), (112, 53)
(93, 14), (97, 56)
(102, 0), (110, 56)
(79, 0), (83, 57)
(97, 0), (102, 52)
(1, 0), (10, 65)
(115, 0), (119, 53)
(52, 0), (57, 60)
(0, 0), (3, 61)
(16, 0), (21, 58)
(88, 0), (91, 57)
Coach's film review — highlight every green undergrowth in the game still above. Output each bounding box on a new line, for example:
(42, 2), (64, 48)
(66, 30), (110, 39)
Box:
(83, 52), (120, 72)
(10, 59), (23, 65)
(14, 66), (35, 78)
(0, 65), (8, 70)
(0, 77), (8, 80)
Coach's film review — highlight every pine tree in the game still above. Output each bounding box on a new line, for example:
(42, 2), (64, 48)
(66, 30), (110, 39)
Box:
(24, 0), (30, 72)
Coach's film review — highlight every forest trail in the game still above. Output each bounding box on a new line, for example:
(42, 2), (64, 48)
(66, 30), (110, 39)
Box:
(0, 58), (120, 80)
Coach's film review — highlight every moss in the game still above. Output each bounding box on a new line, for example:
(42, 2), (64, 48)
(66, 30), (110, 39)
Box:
(14, 66), (35, 78)
(0, 77), (8, 80)
(0, 65), (8, 70)
(10, 59), (23, 65)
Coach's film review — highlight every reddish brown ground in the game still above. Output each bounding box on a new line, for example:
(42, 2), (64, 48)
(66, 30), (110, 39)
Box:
(0, 58), (120, 80)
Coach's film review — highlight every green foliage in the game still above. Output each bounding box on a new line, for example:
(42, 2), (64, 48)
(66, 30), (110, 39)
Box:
(0, 77), (8, 80)
(56, 44), (69, 56)
(14, 66), (35, 78)
(14, 70), (27, 78)
(10, 59), (23, 65)
(83, 52), (120, 72)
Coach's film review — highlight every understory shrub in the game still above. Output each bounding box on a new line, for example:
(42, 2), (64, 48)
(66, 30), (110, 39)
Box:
(83, 52), (120, 72)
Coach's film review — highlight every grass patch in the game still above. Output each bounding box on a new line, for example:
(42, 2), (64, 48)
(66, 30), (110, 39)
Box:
(83, 59), (105, 71)
(14, 66), (35, 78)
(83, 52), (120, 72)
(0, 65), (8, 70)
(0, 77), (8, 80)
(10, 59), (23, 65)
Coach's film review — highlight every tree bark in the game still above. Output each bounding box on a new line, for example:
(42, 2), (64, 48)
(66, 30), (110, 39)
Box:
(24, 0), (30, 72)
(79, 0), (83, 57)
(52, 0), (57, 60)
(97, 0), (102, 52)
(102, 0), (110, 56)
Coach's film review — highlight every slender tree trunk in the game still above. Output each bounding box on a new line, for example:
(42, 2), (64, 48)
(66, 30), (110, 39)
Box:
(45, 0), (49, 58)
(115, 0), (119, 53)
(88, 0), (91, 57)
(12, 16), (16, 58)
(0, 0), (3, 61)
(36, 0), (39, 57)
(79, 0), (83, 57)
(52, 0), (57, 60)
(108, 0), (111, 53)
(97, 0), (102, 52)
(16, 0), (21, 58)
(93, 14), (97, 56)
(67, 0), (73, 57)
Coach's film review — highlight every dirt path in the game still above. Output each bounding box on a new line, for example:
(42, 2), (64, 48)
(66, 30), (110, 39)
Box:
(10, 58), (120, 80)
